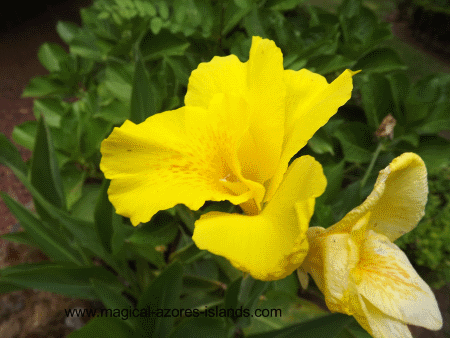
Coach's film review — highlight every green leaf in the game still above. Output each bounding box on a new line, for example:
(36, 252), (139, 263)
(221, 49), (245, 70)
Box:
(222, 1), (252, 35)
(71, 184), (102, 222)
(243, 6), (266, 37)
(61, 165), (86, 210)
(243, 290), (326, 336)
(56, 21), (80, 44)
(334, 122), (374, 163)
(69, 317), (135, 338)
(170, 242), (207, 265)
(31, 117), (66, 210)
(105, 63), (134, 102)
(353, 48), (407, 74)
(12, 121), (38, 150)
(0, 133), (28, 176)
(237, 276), (271, 328)
(38, 42), (68, 73)
(305, 54), (355, 75)
(94, 180), (114, 254)
(308, 129), (334, 155)
(22, 76), (66, 97)
(317, 160), (345, 204)
(266, 0), (304, 11)
(141, 30), (190, 61)
(183, 275), (225, 292)
(130, 50), (154, 124)
(33, 98), (68, 128)
(69, 29), (103, 60)
(168, 317), (227, 338)
(151, 17), (163, 34)
(1, 231), (39, 247)
(247, 313), (353, 338)
(415, 137), (450, 175)
(418, 102), (450, 134)
(136, 262), (183, 338)
(0, 193), (81, 263)
(332, 180), (361, 222)
(91, 279), (133, 310)
(0, 262), (122, 299)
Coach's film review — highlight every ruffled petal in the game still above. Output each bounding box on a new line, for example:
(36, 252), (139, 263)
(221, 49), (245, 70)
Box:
(265, 69), (358, 203)
(100, 97), (258, 226)
(192, 155), (326, 281)
(186, 37), (286, 189)
(354, 230), (443, 331)
(327, 153), (428, 241)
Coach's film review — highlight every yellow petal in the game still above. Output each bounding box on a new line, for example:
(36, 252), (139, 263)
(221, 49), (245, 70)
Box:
(353, 230), (443, 331)
(265, 69), (358, 203)
(192, 156), (326, 281)
(100, 98), (260, 226)
(357, 292), (413, 338)
(186, 36), (286, 187)
(327, 153), (428, 241)
(300, 226), (326, 292)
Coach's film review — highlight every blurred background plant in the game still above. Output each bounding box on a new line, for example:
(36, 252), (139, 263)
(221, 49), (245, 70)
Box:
(1, 0), (449, 337)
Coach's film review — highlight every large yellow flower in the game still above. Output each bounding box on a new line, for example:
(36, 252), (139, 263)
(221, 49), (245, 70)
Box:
(100, 36), (357, 280)
(298, 153), (443, 337)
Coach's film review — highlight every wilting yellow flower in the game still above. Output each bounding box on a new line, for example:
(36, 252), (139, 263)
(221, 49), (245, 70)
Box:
(298, 153), (443, 337)
(101, 36), (357, 280)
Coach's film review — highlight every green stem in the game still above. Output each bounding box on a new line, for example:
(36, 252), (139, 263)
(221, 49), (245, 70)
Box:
(360, 142), (384, 192)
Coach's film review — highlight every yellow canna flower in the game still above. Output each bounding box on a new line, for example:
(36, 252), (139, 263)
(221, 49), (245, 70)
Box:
(298, 153), (443, 337)
(100, 36), (357, 280)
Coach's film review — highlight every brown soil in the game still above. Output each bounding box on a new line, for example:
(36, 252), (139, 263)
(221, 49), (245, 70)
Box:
(0, 2), (449, 337)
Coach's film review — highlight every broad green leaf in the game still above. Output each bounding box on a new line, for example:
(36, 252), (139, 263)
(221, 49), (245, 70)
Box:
(0, 133), (28, 176)
(212, 254), (242, 282)
(318, 160), (345, 204)
(243, 290), (326, 336)
(33, 98), (68, 128)
(224, 277), (242, 312)
(56, 21), (80, 44)
(12, 121), (38, 150)
(308, 129), (334, 155)
(0, 263), (122, 299)
(243, 6), (266, 37)
(305, 54), (355, 75)
(61, 165), (86, 210)
(38, 42), (68, 73)
(136, 262), (183, 338)
(0, 193), (81, 264)
(22, 76), (66, 97)
(170, 242), (207, 265)
(95, 99), (130, 124)
(91, 279), (133, 310)
(353, 48), (407, 74)
(272, 272), (300, 296)
(418, 102), (450, 134)
(168, 317), (227, 338)
(266, 0), (304, 11)
(130, 50), (154, 124)
(334, 122), (374, 163)
(69, 29), (103, 60)
(31, 117), (66, 211)
(150, 17), (163, 34)
(338, 0), (360, 19)
(105, 63), (134, 102)
(141, 30), (190, 61)
(1, 231), (39, 247)
(385, 72), (410, 126)
(69, 317), (135, 338)
(164, 56), (190, 86)
(94, 179), (114, 254)
(357, 73), (396, 129)
(237, 276), (271, 328)
(332, 180), (361, 222)
(183, 275), (224, 292)
(247, 313), (353, 338)
(71, 184), (102, 222)
(414, 137), (450, 175)
(222, 1), (252, 35)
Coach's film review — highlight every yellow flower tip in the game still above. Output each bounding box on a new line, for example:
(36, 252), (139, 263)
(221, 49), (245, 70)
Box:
(348, 69), (362, 76)
(325, 152), (428, 241)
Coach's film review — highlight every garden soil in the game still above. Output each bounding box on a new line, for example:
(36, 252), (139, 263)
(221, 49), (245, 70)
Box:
(0, 2), (449, 337)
